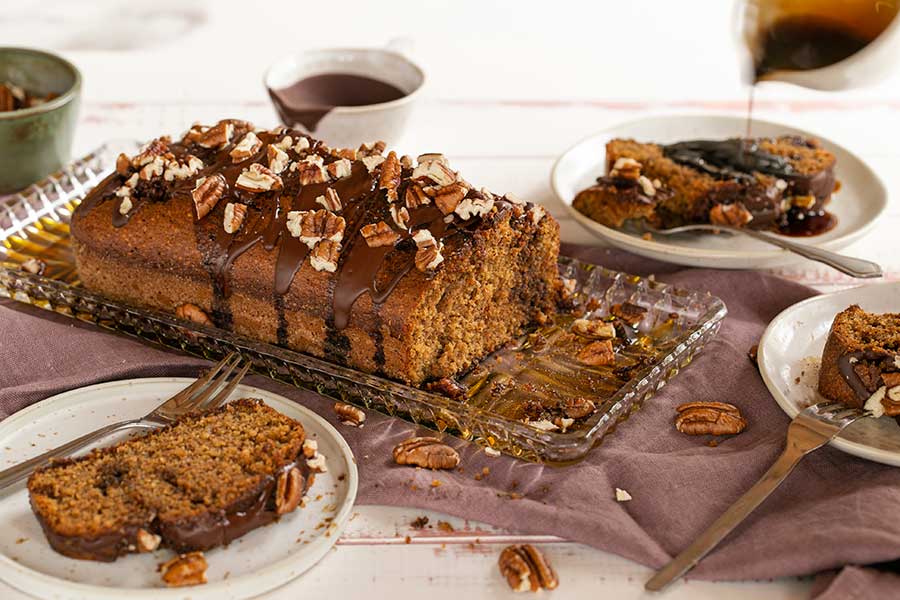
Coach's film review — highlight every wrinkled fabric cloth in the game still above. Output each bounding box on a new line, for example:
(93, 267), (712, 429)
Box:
(2, 245), (899, 594)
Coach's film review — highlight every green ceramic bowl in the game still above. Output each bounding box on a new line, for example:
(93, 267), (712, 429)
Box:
(0, 47), (81, 194)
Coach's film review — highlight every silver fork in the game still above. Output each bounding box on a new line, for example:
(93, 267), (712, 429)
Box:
(642, 223), (883, 279)
(645, 401), (871, 592)
(0, 352), (251, 491)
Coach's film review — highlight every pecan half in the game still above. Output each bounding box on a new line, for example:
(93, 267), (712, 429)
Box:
(393, 437), (460, 470)
(160, 552), (208, 587)
(229, 131), (263, 162)
(309, 240), (341, 273)
(223, 202), (247, 234)
(412, 158), (456, 186)
(195, 121), (233, 149)
(358, 140), (386, 157)
(498, 544), (559, 593)
(563, 396), (596, 419)
(286, 209), (345, 248)
(191, 174), (226, 219)
(293, 155), (328, 185)
(361, 221), (400, 247)
(379, 151), (402, 201)
(326, 158), (353, 180)
(390, 205), (410, 229)
(709, 203), (753, 227)
(434, 183), (468, 215)
(275, 466), (303, 515)
(316, 187), (342, 212)
(610, 302), (647, 327)
(577, 339), (615, 366)
(455, 192), (493, 220)
(675, 401), (747, 436)
(334, 402), (366, 426)
(405, 182), (431, 209)
(175, 303), (213, 327)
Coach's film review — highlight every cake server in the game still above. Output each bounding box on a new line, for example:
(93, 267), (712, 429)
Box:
(0, 352), (251, 491)
(645, 400), (870, 592)
(642, 223), (883, 278)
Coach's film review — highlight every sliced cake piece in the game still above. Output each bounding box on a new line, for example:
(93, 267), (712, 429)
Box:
(28, 399), (323, 561)
(574, 136), (837, 234)
(818, 305), (900, 417)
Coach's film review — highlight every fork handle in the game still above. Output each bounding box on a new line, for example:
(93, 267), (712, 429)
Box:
(0, 419), (151, 491)
(735, 228), (883, 279)
(645, 444), (805, 592)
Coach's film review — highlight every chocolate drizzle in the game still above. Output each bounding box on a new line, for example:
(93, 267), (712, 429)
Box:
(663, 139), (795, 182)
(81, 123), (527, 341)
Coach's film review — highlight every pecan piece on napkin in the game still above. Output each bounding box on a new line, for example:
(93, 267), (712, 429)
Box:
(675, 401), (747, 436)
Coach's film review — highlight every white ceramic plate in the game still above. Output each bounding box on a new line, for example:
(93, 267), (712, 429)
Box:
(0, 378), (358, 600)
(551, 114), (887, 270)
(758, 283), (900, 466)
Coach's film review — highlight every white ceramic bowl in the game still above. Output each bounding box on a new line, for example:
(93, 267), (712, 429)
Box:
(264, 47), (424, 148)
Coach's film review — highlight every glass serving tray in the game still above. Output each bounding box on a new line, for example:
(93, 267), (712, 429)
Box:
(0, 143), (726, 463)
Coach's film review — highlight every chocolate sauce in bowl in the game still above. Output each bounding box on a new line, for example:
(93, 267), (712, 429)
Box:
(268, 73), (407, 132)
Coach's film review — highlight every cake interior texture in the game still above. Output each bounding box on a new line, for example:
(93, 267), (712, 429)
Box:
(70, 119), (562, 386)
(818, 305), (900, 416)
(573, 135), (838, 234)
(28, 399), (313, 561)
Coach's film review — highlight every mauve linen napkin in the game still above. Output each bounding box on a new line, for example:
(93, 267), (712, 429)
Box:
(2, 245), (899, 598)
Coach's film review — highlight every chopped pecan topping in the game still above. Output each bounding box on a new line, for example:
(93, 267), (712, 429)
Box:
(20, 257), (45, 275)
(504, 192), (525, 205)
(286, 209), (345, 248)
(577, 339), (615, 366)
(293, 136), (311, 153)
(160, 552), (207, 587)
(417, 153), (448, 165)
(564, 396), (596, 419)
(316, 188), (342, 212)
(223, 202), (247, 234)
(637, 175), (657, 196)
(267, 143), (291, 173)
(400, 154), (413, 169)
(709, 203), (753, 227)
(609, 157), (642, 181)
(195, 121), (233, 149)
(413, 229), (444, 272)
(191, 174), (227, 219)
(334, 402), (366, 426)
(163, 155), (203, 181)
(498, 544), (559, 593)
(136, 528), (161, 552)
(333, 147), (357, 161)
(361, 221), (400, 248)
(675, 401), (747, 436)
(175, 303), (213, 327)
(229, 131), (263, 162)
(326, 158), (353, 180)
(571, 318), (616, 339)
(379, 151), (402, 201)
(132, 138), (170, 167)
(393, 437), (460, 470)
(433, 183), (468, 215)
(275, 467), (304, 515)
(610, 302), (647, 327)
(358, 140), (386, 157)
(412, 158), (456, 187)
(236, 163), (283, 193)
(390, 205), (410, 229)
(309, 239), (341, 272)
(273, 135), (293, 151)
(404, 182), (430, 209)
(361, 154), (385, 173)
(455, 193), (494, 220)
(139, 155), (166, 181)
(302, 439), (318, 458)
(116, 152), (132, 176)
(529, 204), (546, 225)
(293, 155), (328, 185)
(118, 196), (133, 215)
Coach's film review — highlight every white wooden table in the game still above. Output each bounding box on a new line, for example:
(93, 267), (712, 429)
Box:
(3, 0), (899, 596)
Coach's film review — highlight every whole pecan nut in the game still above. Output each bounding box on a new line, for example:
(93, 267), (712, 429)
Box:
(577, 339), (615, 367)
(563, 396), (596, 419)
(333, 402), (366, 426)
(191, 174), (227, 219)
(498, 544), (559, 592)
(160, 551), (208, 587)
(610, 302), (647, 327)
(275, 466), (303, 515)
(675, 401), (747, 436)
(393, 437), (460, 470)
(175, 303), (213, 327)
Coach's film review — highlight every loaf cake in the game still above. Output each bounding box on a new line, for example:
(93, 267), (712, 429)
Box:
(71, 120), (562, 386)
(818, 305), (900, 417)
(28, 399), (323, 561)
(573, 136), (838, 234)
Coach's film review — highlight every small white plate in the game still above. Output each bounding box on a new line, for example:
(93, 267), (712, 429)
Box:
(0, 378), (358, 600)
(758, 283), (900, 466)
(551, 114), (887, 270)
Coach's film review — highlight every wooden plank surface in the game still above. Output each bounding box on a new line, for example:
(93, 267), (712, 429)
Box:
(3, 0), (899, 596)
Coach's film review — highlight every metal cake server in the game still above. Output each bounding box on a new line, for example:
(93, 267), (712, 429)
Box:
(645, 401), (871, 592)
(642, 223), (883, 279)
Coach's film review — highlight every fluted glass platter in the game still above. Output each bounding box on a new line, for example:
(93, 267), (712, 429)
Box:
(0, 144), (726, 463)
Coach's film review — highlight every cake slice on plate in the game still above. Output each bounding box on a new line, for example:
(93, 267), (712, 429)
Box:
(818, 305), (900, 417)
